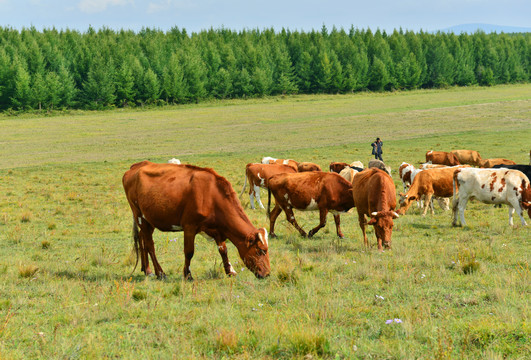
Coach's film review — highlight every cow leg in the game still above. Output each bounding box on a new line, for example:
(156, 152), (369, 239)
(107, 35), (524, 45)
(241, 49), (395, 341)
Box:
(283, 206), (307, 237)
(253, 185), (265, 209)
(269, 204), (283, 238)
(507, 202), (527, 226)
(452, 197), (460, 226)
(422, 193), (434, 216)
(140, 224), (165, 279)
(183, 228), (196, 280)
(216, 240), (237, 276)
(358, 214), (369, 248)
(333, 214), (344, 239)
(458, 197), (469, 227)
(249, 188), (256, 210)
(308, 208), (328, 238)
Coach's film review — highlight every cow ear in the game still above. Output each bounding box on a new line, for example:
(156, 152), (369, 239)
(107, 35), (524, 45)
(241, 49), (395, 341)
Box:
(368, 217), (377, 225)
(399, 192), (405, 197)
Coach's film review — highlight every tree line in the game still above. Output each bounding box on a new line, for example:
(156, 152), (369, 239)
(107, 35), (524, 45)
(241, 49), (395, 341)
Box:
(0, 25), (529, 111)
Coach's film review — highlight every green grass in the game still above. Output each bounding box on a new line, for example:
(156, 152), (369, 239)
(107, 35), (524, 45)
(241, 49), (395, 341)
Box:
(0, 85), (530, 359)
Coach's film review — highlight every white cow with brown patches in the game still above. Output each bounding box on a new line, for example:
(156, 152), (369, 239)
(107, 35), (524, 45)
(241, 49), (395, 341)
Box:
(240, 163), (297, 209)
(452, 168), (531, 227)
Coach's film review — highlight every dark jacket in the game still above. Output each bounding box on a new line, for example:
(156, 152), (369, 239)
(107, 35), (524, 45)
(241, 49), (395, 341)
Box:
(371, 141), (383, 155)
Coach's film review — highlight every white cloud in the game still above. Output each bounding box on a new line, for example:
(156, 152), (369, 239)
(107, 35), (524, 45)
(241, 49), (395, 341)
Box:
(78, 0), (132, 14)
(147, 0), (194, 14)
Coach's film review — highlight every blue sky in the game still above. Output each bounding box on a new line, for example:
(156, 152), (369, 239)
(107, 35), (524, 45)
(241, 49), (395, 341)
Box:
(0, 0), (530, 33)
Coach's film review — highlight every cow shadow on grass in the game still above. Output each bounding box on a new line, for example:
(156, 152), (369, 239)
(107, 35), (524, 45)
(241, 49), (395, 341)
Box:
(53, 269), (167, 283)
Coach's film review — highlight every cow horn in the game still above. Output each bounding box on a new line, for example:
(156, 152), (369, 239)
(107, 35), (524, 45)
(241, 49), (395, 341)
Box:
(371, 212), (378, 217)
(392, 211), (400, 219)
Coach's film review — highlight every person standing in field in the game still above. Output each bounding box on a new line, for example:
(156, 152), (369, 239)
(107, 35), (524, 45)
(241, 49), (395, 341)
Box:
(371, 138), (383, 161)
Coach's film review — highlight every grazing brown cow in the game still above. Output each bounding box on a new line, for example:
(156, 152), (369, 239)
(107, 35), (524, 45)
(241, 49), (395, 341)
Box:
(329, 162), (349, 173)
(267, 172), (354, 239)
(397, 166), (468, 216)
(123, 161), (270, 280)
(480, 158), (517, 168)
(261, 157), (299, 171)
(240, 163), (297, 209)
(297, 162), (322, 172)
(450, 150), (482, 167)
(425, 151), (461, 166)
(352, 168), (399, 250)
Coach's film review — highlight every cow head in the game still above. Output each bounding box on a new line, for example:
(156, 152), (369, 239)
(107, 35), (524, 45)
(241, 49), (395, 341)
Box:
(397, 193), (415, 215)
(368, 211), (399, 249)
(243, 228), (270, 279)
(521, 182), (531, 219)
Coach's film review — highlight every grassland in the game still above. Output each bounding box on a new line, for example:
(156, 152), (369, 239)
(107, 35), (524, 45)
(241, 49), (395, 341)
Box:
(0, 85), (530, 359)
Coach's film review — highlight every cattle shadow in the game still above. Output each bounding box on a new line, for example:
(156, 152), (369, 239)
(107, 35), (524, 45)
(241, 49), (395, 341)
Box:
(53, 269), (168, 283)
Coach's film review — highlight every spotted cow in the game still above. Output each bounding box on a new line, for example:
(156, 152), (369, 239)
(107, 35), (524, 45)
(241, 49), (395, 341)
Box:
(452, 168), (531, 226)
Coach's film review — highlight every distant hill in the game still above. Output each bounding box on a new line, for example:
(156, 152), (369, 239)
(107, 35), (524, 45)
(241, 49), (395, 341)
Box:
(440, 23), (531, 34)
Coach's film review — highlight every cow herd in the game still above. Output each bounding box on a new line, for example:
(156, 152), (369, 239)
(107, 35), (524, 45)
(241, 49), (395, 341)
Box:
(122, 150), (531, 280)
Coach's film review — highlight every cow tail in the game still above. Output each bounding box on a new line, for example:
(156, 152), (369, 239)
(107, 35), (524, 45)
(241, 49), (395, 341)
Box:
(267, 187), (272, 219)
(453, 169), (460, 206)
(239, 169), (248, 199)
(131, 218), (140, 275)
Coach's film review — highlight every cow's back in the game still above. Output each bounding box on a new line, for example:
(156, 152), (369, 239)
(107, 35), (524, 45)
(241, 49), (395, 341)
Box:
(451, 150), (482, 166)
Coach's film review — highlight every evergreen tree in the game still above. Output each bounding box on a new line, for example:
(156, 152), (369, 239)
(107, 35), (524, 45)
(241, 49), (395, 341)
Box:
(82, 58), (116, 109)
(160, 52), (186, 103)
(295, 51), (313, 93)
(142, 68), (160, 104)
(45, 71), (61, 110)
(115, 61), (135, 106)
(31, 72), (48, 110)
(368, 56), (390, 91)
(210, 67), (233, 99)
(57, 64), (77, 108)
(10, 61), (32, 109)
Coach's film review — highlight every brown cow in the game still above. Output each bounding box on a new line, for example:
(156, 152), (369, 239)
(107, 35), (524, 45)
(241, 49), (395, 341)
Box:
(425, 151), (461, 166)
(450, 150), (482, 167)
(123, 161), (270, 280)
(480, 158), (517, 168)
(397, 166), (468, 216)
(352, 168), (399, 250)
(240, 163), (297, 209)
(329, 162), (349, 173)
(267, 172), (354, 239)
(261, 157), (299, 171)
(298, 162), (322, 172)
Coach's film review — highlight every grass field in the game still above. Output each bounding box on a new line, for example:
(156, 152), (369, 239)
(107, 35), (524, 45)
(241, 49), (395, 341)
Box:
(0, 85), (530, 359)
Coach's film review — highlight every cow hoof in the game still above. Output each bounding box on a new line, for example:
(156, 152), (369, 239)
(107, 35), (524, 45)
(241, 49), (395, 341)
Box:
(338, 235), (345, 240)
(184, 274), (194, 282)
(227, 271), (238, 277)
(157, 273), (167, 280)
(146, 272), (156, 278)
(270, 233), (277, 239)
(307, 232), (314, 238)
